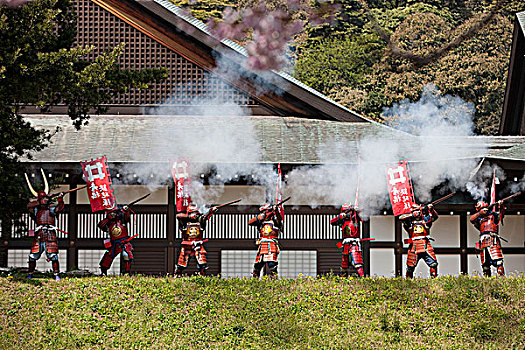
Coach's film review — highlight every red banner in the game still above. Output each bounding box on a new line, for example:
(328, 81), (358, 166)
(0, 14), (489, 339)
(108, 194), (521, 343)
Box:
(386, 160), (416, 216)
(490, 169), (496, 205)
(171, 160), (192, 212)
(81, 156), (116, 212)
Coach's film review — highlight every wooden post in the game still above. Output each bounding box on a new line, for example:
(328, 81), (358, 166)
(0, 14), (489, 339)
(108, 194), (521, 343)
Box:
(67, 177), (79, 272)
(361, 219), (371, 276)
(167, 183), (175, 275)
(394, 216), (403, 277)
(460, 213), (468, 274)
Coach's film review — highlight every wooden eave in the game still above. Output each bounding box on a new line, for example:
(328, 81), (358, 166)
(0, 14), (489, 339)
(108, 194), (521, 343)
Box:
(90, 0), (367, 122)
(500, 13), (525, 135)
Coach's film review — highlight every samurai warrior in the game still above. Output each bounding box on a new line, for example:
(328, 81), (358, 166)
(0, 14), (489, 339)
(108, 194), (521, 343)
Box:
(25, 170), (64, 280)
(330, 203), (364, 277)
(249, 203), (283, 278)
(399, 204), (439, 278)
(470, 200), (505, 277)
(175, 204), (217, 276)
(98, 205), (134, 275)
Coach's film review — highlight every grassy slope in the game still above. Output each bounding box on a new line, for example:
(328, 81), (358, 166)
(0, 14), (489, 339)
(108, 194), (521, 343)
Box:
(0, 275), (524, 349)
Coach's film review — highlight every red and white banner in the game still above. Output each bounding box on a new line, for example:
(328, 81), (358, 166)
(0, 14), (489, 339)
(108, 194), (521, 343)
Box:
(81, 156), (116, 212)
(490, 169), (496, 205)
(171, 160), (192, 212)
(275, 163), (284, 219)
(386, 160), (416, 216)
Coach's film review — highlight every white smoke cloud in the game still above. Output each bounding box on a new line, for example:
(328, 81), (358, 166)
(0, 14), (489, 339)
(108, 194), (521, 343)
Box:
(285, 84), (490, 217)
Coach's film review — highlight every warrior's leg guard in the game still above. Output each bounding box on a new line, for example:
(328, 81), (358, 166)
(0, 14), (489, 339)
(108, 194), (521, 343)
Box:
(27, 260), (37, 279)
(174, 265), (185, 277)
(356, 266), (365, 278)
(123, 261), (132, 275)
(267, 262), (278, 277)
(51, 260), (61, 281)
(406, 265), (415, 279)
(482, 265), (491, 277)
(340, 267), (349, 278)
(252, 262), (264, 278)
(100, 267), (108, 276)
(497, 265), (505, 276)
(429, 267), (438, 278)
(197, 263), (207, 276)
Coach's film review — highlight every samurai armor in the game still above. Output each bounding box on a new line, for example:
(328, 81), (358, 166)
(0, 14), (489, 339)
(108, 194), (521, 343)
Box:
(407, 238), (436, 267)
(254, 238), (280, 263)
(177, 244), (207, 268)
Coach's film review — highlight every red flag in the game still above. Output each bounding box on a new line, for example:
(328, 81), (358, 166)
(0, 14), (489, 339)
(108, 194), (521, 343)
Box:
(275, 163), (284, 220)
(490, 169), (496, 205)
(81, 156), (116, 212)
(386, 160), (416, 216)
(171, 160), (192, 212)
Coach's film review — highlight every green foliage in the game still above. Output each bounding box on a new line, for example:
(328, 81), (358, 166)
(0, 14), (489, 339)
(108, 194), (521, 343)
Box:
(293, 1), (522, 134)
(0, 0), (166, 227)
(294, 33), (384, 92)
(0, 275), (524, 349)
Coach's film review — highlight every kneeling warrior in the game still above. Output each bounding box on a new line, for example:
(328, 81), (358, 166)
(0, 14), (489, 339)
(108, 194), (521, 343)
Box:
(470, 201), (505, 277)
(399, 204), (439, 278)
(330, 204), (364, 277)
(25, 170), (64, 280)
(249, 203), (283, 278)
(98, 205), (134, 275)
(175, 204), (216, 276)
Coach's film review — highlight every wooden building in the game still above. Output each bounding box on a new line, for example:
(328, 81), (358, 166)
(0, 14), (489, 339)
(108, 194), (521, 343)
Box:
(4, 0), (525, 277)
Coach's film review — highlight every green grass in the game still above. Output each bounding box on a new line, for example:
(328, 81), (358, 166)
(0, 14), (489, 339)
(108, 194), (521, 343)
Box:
(0, 275), (524, 349)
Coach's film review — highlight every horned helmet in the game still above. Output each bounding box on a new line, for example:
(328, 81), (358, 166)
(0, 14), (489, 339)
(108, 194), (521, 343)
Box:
(475, 201), (488, 212)
(259, 203), (272, 212)
(25, 169), (50, 205)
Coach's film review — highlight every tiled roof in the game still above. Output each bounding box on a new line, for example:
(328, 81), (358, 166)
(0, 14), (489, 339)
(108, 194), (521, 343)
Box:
(20, 114), (524, 164)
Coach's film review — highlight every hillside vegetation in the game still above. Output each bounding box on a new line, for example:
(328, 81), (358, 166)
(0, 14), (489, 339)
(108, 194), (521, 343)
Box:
(0, 275), (524, 349)
(172, 0), (525, 134)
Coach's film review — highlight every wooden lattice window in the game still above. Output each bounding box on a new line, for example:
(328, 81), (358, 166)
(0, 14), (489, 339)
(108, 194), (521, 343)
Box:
(74, 0), (258, 106)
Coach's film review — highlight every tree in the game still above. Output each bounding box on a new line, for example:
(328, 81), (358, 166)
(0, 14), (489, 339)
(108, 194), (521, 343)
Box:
(0, 0), (166, 240)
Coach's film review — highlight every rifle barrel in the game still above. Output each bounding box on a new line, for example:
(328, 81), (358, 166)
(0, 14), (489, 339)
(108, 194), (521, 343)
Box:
(430, 192), (456, 206)
(127, 193), (151, 207)
(275, 196), (291, 206)
(215, 199), (242, 209)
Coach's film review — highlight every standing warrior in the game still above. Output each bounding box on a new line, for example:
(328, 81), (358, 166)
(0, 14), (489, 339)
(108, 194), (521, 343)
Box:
(25, 170), (64, 280)
(249, 203), (283, 278)
(98, 205), (134, 275)
(399, 204), (439, 278)
(175, 204), (217, 276)
(470, 201), (505, 277)
(330, 203), (364, 277)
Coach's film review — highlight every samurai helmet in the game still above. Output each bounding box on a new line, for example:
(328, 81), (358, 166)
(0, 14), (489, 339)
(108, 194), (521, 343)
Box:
(411, 203), (422, 217)
(25, 169), (49, 200)
(475, 201), (488, 211)
(341, 203), (354, 212)
(187, 204), (199, 213)
(259, 203), (272, 212)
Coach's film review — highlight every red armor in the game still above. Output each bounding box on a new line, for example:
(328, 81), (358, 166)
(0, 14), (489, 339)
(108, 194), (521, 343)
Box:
(330, 206), (364, 277)
(25, 169), (64, 280)
(98, 207), (134, 275)
(470, 204), (505, 276)
(175, 207), (214, 276)
(250, 207), (282, 277)
(400, 205), (439, 278)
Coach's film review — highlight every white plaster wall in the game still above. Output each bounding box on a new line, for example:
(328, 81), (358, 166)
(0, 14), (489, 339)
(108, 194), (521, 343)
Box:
(370, 248), (395, 277)
(370, 216), (394, 241)
(431, 215), (460, 247)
